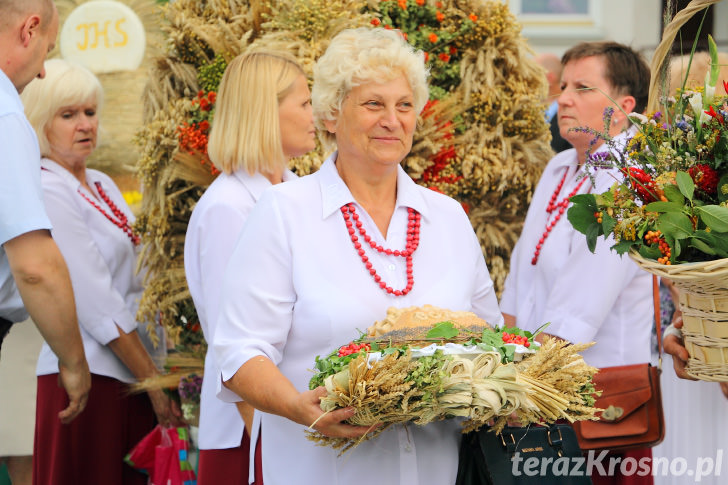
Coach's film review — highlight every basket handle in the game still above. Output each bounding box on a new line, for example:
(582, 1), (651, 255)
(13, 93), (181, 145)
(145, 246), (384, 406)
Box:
(647, 0), (722, 112)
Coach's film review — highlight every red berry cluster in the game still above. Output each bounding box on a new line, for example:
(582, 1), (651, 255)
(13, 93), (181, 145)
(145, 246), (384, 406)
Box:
(502, 332), (530, 347)
(594, 211), (603, 223)
(645, 230), (671, 265)
(337, 342), (372, 357)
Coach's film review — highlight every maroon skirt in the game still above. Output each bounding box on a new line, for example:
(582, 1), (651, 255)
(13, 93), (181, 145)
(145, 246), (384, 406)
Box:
(590, 447), (655, 485)
(33, 373), (156, 485)
(197, 428), (263, 485)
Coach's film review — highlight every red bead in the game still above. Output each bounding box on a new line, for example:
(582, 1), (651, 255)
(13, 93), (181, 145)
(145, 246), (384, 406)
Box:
(532, 168), (588, 265)
(78, 183), (138, 246)
(342, 203), (419, 296)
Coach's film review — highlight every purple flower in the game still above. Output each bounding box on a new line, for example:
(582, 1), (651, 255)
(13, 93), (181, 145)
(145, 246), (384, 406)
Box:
(653, 111), (662, 121)
(675, 120), (689, 131)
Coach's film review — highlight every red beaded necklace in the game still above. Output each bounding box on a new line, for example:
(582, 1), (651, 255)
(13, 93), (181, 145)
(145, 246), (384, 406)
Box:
(78, 182), (140, 246)
(531, 167), (588, 265)
(341, 203), (421, 296)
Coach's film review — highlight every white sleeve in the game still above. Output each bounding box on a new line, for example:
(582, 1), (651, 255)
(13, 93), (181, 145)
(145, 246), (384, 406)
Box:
(213, 191), (296, 387)
(42, 179), (135, 344)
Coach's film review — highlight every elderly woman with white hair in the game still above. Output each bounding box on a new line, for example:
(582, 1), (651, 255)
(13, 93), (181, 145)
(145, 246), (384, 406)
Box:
(21, 59), (184, 485)
(213, 27), (503, 484)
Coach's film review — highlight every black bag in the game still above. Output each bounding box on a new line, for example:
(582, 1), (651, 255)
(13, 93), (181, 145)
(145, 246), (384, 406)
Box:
(456, 424), (592, 485)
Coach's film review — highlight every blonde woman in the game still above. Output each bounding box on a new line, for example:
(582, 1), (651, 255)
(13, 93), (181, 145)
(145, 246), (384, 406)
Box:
(184, 50), (315, 484)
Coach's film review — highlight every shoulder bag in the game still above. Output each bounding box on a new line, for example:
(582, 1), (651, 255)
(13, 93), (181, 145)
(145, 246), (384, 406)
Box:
(571, 275), (665, 451)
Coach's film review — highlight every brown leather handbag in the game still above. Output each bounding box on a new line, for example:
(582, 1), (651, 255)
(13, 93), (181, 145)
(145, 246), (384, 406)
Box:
(572, 275), (665, 451)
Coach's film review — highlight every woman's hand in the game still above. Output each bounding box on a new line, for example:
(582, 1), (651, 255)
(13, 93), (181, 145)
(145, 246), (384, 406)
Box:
(228, 356), (379, 438)
(147, 388), (186, 427)
(295, 387), (379, 439)
(663, 312), (696, 380)
(720, 382), (728, 400)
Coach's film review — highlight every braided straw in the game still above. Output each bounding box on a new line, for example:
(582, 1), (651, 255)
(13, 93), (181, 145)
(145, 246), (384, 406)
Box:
(630, 251), (728, 381)
(647, 0), (722, 112)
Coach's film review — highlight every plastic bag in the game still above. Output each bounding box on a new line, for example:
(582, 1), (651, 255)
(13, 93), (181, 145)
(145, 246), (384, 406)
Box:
(125, 425), (196, 485)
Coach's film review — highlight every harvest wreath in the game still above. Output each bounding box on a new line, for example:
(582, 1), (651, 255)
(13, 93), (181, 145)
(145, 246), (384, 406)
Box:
(306, 305), (600, 454)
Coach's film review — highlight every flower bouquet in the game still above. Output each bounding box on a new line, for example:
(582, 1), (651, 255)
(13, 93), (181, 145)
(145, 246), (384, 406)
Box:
(306, 306), (599, 454)
(567, 32), (728, 381)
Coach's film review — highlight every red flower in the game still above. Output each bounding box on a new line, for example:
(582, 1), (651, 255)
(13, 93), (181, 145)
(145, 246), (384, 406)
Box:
(623, 167), (658, 203)
(439, 53), (450, 63)
(436, 1), (443, 7)
(207, 91), (216, 103)
(469, 13), (478, 22)
(423, 52), (429, 62)
(199, 120), (210, 132)
(416, 0), (425, 4)
(371, 18), (381, 26)
(705, 105), (724, 125)
(384, 24), (393, 30)
(688, 163), (719, 195)
(428, 33), (438, 43)
(436, 11), (445, 22)
(199, 98), (211, 111)
(397, 0), (407, 9)
(449, 46), (457, 55)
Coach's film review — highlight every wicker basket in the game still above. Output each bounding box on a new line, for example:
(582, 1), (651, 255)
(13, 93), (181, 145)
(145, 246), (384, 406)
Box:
(629, 250), (728, 382)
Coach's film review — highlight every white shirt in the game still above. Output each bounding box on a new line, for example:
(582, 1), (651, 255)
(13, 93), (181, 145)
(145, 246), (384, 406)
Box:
(184, 168), (296, 451)
(36, 159), (163, 381)
(500, 132), (653, 369)
(0, 70), (52, 322)
(214, 154), (503, 485)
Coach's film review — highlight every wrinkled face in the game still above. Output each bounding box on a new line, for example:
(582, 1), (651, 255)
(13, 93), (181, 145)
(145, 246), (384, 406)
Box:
(278, 74), (316, 159)
(557, 55), (618, 151)
(46, 100), (98, 168)
(325, 75), (417, 169)
(18, 5), (59, 93)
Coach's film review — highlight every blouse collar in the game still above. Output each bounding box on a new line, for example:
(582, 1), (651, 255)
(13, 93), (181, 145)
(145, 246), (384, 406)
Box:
(232, 168), (296, 202)
(317, 152), (429, 220)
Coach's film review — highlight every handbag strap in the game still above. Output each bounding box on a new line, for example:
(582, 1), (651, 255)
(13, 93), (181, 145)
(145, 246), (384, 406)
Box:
(653, 275), (662, 369)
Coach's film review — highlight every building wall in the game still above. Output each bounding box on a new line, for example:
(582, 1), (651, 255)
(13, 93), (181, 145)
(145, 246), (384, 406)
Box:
(511, 0), (728, 60)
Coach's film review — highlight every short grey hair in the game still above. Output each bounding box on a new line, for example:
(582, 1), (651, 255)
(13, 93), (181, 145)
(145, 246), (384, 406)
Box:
(21, 59), (104, 157)
(312, 27), (429, 147)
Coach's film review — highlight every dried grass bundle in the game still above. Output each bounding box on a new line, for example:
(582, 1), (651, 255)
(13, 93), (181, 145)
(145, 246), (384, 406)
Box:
(306, 338), (599, 454)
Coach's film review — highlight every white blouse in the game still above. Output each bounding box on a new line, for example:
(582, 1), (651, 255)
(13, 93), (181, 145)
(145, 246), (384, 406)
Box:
(36, 159), (164, 381)
(500, 132), (653, 369)
(214, 154), (503, 485)
(184, 168), (295, 452)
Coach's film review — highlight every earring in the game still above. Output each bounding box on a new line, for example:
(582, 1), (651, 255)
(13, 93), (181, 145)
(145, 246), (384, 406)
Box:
(612, 117), (619, 125)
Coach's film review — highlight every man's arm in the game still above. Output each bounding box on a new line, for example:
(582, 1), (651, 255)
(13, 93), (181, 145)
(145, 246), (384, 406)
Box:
(4, 229), (90, 423)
